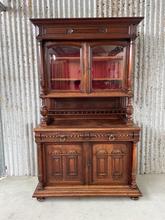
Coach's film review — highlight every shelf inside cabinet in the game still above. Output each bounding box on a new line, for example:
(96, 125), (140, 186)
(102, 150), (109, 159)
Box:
(42, 91), (132, 98)
(93, 56), (123, 61)
(51, 78), (122, 81)
(51, 78), (81, 81)
(55, 56), (123, 61)
(92, 78), (122, 81)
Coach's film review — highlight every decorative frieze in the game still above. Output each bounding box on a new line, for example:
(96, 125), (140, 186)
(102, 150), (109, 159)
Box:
(35, 131), (139, 143)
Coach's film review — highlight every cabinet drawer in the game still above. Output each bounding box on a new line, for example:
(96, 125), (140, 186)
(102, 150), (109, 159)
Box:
(42, 25), (130, 39)
(35, 130), (139, 143)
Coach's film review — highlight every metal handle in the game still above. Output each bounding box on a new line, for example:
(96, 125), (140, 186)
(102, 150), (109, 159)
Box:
(108, 134), (115, 141)
(59, 135), (66, 142)
(66, 28), (74, 34)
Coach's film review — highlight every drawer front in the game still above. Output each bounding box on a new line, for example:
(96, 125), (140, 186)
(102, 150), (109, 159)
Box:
(41, 25), (130, 39)
(35, 131), (139, 143)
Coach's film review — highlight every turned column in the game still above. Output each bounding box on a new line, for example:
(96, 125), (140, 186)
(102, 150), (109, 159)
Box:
(126, 97), (133, 125)
(126, 39), (135, 125)
(38, 40), (49, 126)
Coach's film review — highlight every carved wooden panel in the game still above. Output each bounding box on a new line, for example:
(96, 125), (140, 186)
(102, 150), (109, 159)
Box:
(35, 130), (140, 143)
(45, 144), (83, 185)
(92, 143), (132, 184)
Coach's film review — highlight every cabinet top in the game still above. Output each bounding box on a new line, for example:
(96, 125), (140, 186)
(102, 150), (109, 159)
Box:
(30, 17), (143, 40)
(30, 17), (143, 25)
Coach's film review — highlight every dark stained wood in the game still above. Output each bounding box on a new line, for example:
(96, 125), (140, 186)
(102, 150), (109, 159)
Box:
(92, 143), (132, 185)
(45, 144), (84, 185)
(31, 17), (143, 200)
(33, 184), (142, 198)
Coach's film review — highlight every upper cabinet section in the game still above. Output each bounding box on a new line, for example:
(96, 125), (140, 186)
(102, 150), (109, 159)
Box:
(31, 17), (143, 40)
(31, 17), (143, 97)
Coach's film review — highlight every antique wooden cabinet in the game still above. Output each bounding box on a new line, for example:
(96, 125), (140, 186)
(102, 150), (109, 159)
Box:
(31, 17), (143, 200)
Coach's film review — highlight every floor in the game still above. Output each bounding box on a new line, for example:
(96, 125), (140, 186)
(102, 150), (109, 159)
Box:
(0, 175), (165, 220)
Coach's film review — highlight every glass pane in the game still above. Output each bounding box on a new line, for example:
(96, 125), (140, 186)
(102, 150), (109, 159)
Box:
(48, 45), (81, 91)
(91, 45), (124, 90)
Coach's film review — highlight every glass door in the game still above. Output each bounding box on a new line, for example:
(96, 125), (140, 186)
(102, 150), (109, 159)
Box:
(46, 43), (83, 92)
(90, 43), (127, 92)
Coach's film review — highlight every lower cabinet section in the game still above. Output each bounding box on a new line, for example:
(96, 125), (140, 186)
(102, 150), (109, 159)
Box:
(33, 134), (142, 199)
(44, 142), (131, 186)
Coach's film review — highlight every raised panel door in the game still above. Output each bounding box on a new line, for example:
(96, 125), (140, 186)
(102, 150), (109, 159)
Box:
(89, 42), (129, 93)
(45, 144), (84, 185)
(92, 143), (132, 185)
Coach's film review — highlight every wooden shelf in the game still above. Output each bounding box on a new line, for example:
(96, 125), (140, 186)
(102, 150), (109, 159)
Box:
(93, 56), (123, 61)
(51, 78), (80, 81)
(50, 78), (122, 81)
(53, 56), (123, 61)
(55, 57), (80, 60)
(42, 91), (132, 98)
(93, 78), (122, 81)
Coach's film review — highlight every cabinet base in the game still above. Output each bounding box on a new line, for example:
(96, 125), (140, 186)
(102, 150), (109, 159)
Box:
(33, 183), (142, 199)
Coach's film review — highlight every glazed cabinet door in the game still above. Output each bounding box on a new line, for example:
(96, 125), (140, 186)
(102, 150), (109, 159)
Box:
(92, 143), (132, 185)
(88, 42), (129, 93)
(45, 144), (84, 185)
(45, 42), (84, 93)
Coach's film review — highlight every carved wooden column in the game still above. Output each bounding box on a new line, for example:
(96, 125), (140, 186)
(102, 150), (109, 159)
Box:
(126, 97), (133, 125)
(38, 40), (48, 126)
(126, 39), (134, 125)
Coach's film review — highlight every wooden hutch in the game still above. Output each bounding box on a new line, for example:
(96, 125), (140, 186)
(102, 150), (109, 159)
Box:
(31, 17), (143, 200)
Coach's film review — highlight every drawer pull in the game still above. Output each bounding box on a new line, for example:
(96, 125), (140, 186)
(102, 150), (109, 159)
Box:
(108, 134), (115, 141)
(59, 135), (67, 142)
(66, 28), (74, 34)
(99, 27), (108, 33)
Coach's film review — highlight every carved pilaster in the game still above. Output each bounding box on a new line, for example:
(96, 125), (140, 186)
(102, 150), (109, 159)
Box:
(38, 41), (45, 95)
(128, 40), (134, 92)
(131, 143), (137, 189)
(37, 143), (44, 190)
